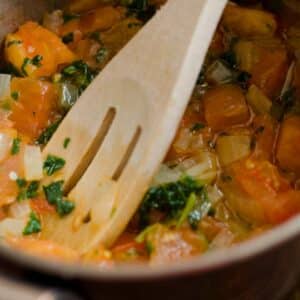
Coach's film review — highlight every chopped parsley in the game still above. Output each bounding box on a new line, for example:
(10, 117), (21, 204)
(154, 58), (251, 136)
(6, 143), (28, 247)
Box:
(17, 181), (39, 201)
(63, 12), (80, 24)
(43, 155), (66, 176)
(11, 91), (19, 101)
(43, 181), (75, 216)
(139, 176), (210, 229)
(190, 123), (205, 133)
(61, 60), (95, 94)
(16, 178), (27, 188)
(21, 55), (43, 76)
(23, 212), (41, 235)
(63, 137), (71, 149)
(6, 40), (22, 48)
(36, 119), (61, 145)
(11, 138), (21, 155)
(62, 32), (74, 44)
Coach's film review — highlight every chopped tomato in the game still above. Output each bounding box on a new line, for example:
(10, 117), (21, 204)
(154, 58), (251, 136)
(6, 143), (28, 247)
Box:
(203, 84), (250, 131)
(9, 78), (58, 141)
(30, 198), (56, 215)
(5, 22), (76, 78)
(250, 47), (289, 99)
(231, 159), (300, 224)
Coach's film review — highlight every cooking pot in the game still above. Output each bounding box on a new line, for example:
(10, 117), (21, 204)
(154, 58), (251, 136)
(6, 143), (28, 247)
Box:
(0, 1), (300, 299)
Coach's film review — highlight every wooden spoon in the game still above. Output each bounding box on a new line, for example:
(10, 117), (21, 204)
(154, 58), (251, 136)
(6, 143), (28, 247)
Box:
(41, 0), (227, 253)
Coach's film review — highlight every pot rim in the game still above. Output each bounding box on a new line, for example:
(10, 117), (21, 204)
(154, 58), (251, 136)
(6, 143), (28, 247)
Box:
(1, 212), (300, 281)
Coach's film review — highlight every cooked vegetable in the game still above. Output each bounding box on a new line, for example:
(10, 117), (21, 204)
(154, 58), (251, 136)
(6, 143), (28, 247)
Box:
(9, 78), (58, 141)
(0, 74), (11, 98)
(5, 22), (76, 78)
(246, 84), (272, 114)
(139, 176), (211, 229)
(216, 135), (251, 166)
(23, 212), (41, 235)
(24, 145), (43, 181)
(223, 4), (277, 37)
(43, 155), (66, 176)
(0, 0), (299, 265)
(276, 116), (300, 175)
(43, 181), (75, 217)
(203, 84), (250, 130)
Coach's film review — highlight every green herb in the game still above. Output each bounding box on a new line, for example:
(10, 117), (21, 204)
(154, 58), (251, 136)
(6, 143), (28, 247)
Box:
(61, 60), (95, 94)
(36, 119), (61, 145)
(62, 12), (80, 23)
(21, 58), (31, 76)
(43, 181), (64, 205)
(220, 51), (237, 69)
(31, 55), (43, 67)
(187, 188), (211, 229)
(43, 155), (66, 176)
(43, 181), (75, 216)
(89, 31), (101, 43)
(26, 181), (39, 199)
(56, 199), (75, 216)
(11, 91), (19, 101)
(139, 176), (208, 229)
(17, 181), (39, 201)
(177, 193), (196, 228)
(23, 212), (41, 235)
(16, 178), (27, 188)
(63, 137), (71, 149)
(125, 0), (155, 23)
(11, 138), (21, 155)
(21, 55), (43, 76)
(190, 123), (205, 133)
(62, 32), (74, 44)
(6, 40), (22, 48)
(95, 47), (108, 64)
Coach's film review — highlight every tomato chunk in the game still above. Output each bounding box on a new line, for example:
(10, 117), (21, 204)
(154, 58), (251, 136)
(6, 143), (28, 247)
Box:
(203, 84), (250, 131)
(228, 159), (300, 224)
(5, 22), (76, 78)
(276, 116), (300, 176)
(9, 78), (58, 141)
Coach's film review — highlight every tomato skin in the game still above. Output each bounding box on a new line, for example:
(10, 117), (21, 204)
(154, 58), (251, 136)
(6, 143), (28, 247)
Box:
(30, 198), (56, 215)
(9, 78), (58, 141)
(229, 159), (300, 225)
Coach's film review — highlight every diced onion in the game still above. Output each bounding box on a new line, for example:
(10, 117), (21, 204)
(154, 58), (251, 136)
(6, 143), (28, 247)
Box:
(24, 145), (43, 181)
(8, 202), (31, 219)
(173, 128), (204, 154)
(216, 135), (251, 166)
(0, 133), (12, 162)
(152, 164), (182, 186)
(207, 185), (224, 204)
(246, 84), (272, 115)
(0, 218), (26, 238)
(206, 60), (234, 85)
(0, 74), (11, 98)
(210, 228), (235, 249)
(184, 151), (218, 184)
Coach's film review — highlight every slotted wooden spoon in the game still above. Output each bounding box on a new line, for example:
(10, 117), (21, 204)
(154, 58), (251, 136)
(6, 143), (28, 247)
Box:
(41, 0), (227, 253)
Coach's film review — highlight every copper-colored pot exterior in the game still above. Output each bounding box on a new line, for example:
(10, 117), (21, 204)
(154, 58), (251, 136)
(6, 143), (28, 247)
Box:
(0, 1), (299, 299)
